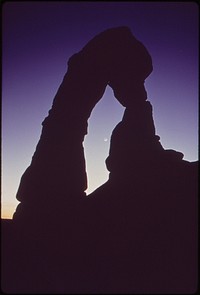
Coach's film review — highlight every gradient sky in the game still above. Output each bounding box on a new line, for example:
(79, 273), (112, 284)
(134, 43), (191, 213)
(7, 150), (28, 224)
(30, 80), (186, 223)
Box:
(2, 2), (198, 219)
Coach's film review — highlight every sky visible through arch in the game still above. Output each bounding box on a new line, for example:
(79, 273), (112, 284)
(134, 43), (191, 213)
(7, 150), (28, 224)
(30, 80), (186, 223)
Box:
(2, 2), (198, 218)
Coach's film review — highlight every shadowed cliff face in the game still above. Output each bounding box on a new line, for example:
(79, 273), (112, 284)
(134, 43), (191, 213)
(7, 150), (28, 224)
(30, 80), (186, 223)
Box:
(2, 27), (198, 293)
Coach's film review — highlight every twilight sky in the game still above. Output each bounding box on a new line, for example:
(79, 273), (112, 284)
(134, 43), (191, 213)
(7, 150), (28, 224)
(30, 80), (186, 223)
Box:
(2, 2), (198, 219)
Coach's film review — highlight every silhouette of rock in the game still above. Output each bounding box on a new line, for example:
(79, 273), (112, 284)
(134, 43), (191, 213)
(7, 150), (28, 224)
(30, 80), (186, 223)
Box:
(87, 102), (198, 293)
(2, 27), (198, 293)
(12, 26), (152, 225)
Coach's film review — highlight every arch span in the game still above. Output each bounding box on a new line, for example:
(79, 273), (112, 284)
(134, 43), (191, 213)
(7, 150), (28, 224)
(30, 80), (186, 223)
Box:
(13, 26), (157, 221)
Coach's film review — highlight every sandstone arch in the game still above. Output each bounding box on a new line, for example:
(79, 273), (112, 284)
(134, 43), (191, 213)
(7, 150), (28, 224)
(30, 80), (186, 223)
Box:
(13, 26), (155, 221)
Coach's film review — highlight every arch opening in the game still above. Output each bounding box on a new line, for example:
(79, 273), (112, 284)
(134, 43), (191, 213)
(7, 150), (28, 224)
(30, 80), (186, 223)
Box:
(83, 86), (125, 194)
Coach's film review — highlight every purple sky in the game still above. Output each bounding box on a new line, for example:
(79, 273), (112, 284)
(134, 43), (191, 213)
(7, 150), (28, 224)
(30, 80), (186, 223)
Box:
(2, 2), (198, 218)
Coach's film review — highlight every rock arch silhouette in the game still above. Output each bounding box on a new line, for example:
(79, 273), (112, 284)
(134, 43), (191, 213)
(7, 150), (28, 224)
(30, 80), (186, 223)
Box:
(13, 26), (154, 221)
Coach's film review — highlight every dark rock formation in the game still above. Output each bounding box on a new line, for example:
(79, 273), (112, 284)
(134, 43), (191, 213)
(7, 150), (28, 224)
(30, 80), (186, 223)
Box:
(1, 27), (198, 293)
(87, 102), (198, 293)
(12, 26), (152, 226)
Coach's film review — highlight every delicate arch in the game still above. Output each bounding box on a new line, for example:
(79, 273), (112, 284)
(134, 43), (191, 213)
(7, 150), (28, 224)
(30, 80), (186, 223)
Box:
(14, 27), (153, 220)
